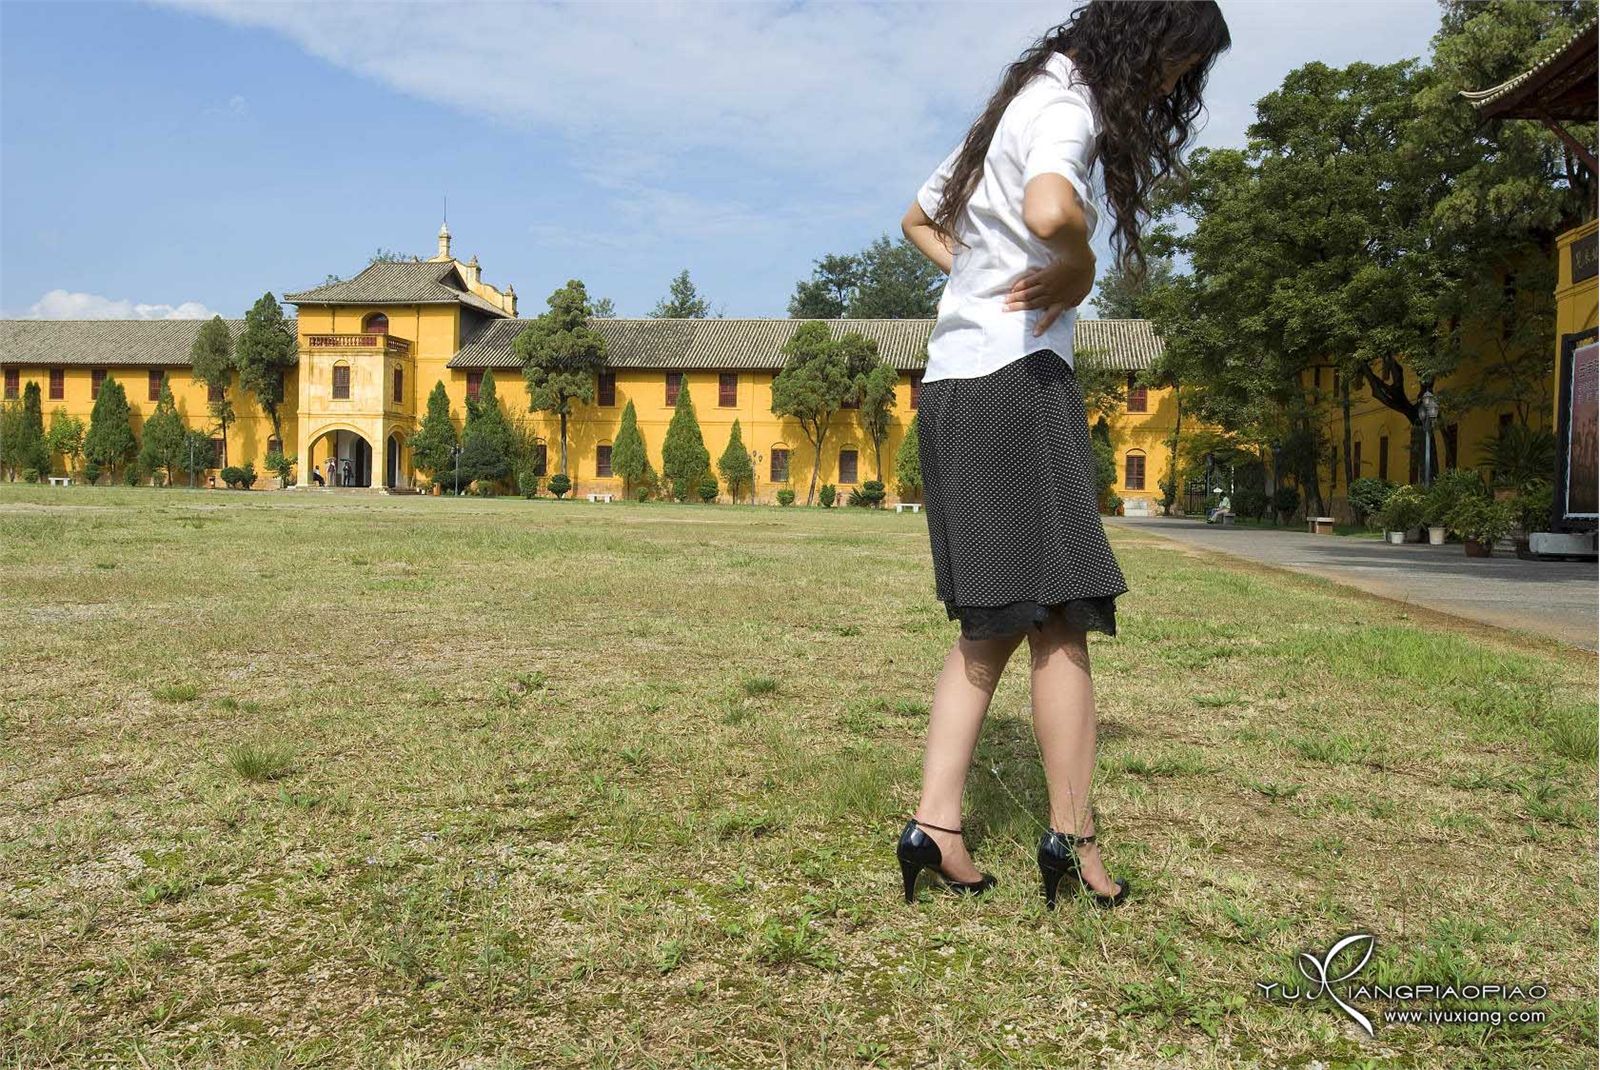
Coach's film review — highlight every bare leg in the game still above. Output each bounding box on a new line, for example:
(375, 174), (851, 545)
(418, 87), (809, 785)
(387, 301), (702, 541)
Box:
(914, 630), (1025, 881)
(1027, 613), (1119, 895)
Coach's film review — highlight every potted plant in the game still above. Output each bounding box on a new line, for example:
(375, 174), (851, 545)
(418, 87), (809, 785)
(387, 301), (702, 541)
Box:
(1422, 468), (1487, 545)
(1378, 485), (1426, 544)
(1446, 496), (1515, 557)
(1511, 481), (1553, 557)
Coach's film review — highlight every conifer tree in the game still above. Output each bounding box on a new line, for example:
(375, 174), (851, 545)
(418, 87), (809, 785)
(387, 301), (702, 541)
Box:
(84, 378), (136, 480)
(190, 315), (235, 466)
(718, 419), (754, 503)
(650, 269), (713, 318)
(235, 294), (296, 444)
(409, 381), (459, 481)
(661, 378), (710, 501)
(44, 408), (85, 476)
(518, 280), (608, 477)
(14, 381), (48, 477)
(459, 371), (513, 491)
(610, 399), (649, 496)
(894, 416), (923, 499)
(137, 377), (186, 484)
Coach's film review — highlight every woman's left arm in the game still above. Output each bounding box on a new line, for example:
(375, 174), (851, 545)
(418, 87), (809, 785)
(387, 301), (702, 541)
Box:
(902, 201), (954, 275)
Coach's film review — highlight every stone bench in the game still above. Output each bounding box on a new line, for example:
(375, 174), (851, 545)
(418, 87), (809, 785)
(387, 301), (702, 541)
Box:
(47, 476), (71, 487)
(587, 492), (614, 503)
(894, 502), (922, 514)
(1307, 516), (1335, 535)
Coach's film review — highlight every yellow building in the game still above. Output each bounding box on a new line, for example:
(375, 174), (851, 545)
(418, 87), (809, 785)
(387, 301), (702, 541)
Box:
(1, 226), (1176, 506)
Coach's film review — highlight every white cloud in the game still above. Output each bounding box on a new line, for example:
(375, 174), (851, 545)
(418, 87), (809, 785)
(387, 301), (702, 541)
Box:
(21, 290), (217, 320)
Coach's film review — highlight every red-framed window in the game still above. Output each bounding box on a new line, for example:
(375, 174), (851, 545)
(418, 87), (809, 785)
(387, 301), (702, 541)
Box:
(91, 369), (106, 399)
(1124, 452), (1146, 490)
(49, 368), (64, 400)
(1352, 440), (1363, 476)
(596, 444), (613, 478)
(910, 372), (922, 410)
(3, 368), (17, 400)
(1378, 435), (1389, 481)
(466, 370), (483, 401)
(597, 372), (616, 407)
(392, 366), (403, 405)
(208, 380), (224, 403)
(718, 372), (737, 407)
(770, 448), (789, 483)
(531, 441), (547, 476)
(665, 372), (682, 407)
(209, 439), (225, 468)
(363, 312), (389, 334)
(838, 448), (858, 484)
(148, 369), (164, 402)
(1126, 372), (1147, 413)
(332, 363), (351, 400)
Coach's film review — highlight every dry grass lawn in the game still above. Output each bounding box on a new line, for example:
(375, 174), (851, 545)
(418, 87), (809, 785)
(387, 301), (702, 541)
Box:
(1, 486), (1595, 1069)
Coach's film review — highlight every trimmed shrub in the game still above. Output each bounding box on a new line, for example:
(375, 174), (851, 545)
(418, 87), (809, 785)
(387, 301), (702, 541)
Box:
(22, 467), (40, 484)
(548, 472), (572, 499)
(83, 461), (101, 485)
(1347, 477), (1396, 529)
(1513, 481), (1553, 535)
(777, 488), (796, 507)
(517, 468), (540, 498)
(697, 470), (719, 503)
(220, 462), (257, 490)
(1377, 485), (1426, 532)
(818, 483), (837, 508)
(1273, 485), (1301, 523)
(1423, 468), (1488, 528)
(847, 479), (886, 508)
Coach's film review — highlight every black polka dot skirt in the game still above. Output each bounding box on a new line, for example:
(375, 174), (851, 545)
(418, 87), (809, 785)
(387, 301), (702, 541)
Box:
(916, 349), (1128, 641)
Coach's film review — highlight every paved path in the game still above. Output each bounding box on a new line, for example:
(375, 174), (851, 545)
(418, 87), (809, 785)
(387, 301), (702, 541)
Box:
(1107, 516), (1597, 651)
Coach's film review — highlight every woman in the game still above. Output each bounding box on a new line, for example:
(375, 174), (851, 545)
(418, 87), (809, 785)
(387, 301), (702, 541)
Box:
(896, 1), (1230, 910)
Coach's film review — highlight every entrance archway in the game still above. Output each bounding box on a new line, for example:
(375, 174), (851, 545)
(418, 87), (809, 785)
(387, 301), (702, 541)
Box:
(385, 432), (405, 490)
(310, 429), (373, 488)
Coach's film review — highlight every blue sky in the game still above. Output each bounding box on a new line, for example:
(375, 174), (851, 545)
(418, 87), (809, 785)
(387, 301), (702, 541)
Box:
(1, 0), (1444, 322)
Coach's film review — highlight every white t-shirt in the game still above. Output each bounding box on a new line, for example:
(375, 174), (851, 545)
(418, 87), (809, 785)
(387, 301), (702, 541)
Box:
(916, 50), (1103, 383)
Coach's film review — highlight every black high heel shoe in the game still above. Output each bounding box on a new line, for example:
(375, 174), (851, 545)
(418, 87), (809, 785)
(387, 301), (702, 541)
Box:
(1037, 811), (1130, 910)
(897, 817), (997, 903)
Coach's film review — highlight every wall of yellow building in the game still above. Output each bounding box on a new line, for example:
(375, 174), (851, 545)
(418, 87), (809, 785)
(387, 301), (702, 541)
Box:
(1553, 218), (1599, 427)
(10, 365), (289, 478)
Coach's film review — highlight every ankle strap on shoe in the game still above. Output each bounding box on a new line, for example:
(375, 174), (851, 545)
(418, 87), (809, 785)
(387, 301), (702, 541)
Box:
(910, 816), (963, 835)
(1049, 828), (1095, 846)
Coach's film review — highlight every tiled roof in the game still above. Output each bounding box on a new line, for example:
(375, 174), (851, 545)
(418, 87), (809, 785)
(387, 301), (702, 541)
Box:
(1460, 17), (1597, 120)
(284, 260), (510, 318)
(448, 316), (1163, 372)
(1, 315), (1163, 372)
(0, 318), (251, 367)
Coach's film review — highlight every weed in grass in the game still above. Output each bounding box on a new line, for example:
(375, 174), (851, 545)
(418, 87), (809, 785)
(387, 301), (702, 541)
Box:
(753, 913), (837, 970)
(152, 683), (199, 703)
(225, 739), (296, 782)
(742, 676), (779, 697)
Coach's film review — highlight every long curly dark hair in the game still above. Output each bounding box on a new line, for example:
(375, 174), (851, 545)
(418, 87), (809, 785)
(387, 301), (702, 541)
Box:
(930, 1), (1231, 285)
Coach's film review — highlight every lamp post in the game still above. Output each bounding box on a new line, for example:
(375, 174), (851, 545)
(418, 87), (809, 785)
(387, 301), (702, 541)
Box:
(188, 438), (195, 490)
(1419, 389), (1439, 488)
(451, 444), (463, 496)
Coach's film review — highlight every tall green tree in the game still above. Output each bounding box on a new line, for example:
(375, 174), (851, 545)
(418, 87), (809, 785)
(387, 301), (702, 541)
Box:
(787, 237), (946, 319)
(84, 377), (136, 479)
(771, 321), (854, 505)
(517, 280), (608, 476)
(235, 293), (296, 444)
(409, 381), (459, 481)
(610, 399), (649, 495)
(848, 343), (898, 479)
(44, 408), (85, 476)
(12, 381), (48, 478)
(788, 253), (860, 318)
(177, 428), (214, 486)
(459, 371), (514, 491)
(189, 315), (235, 466)
(590, 296), (618, 318)
(137, 376), (187, 484)
(661, 380), (711, 501)
(651, 269), (714, 318)
(718, 419), (754, 503)
(894, 415), (922, 500)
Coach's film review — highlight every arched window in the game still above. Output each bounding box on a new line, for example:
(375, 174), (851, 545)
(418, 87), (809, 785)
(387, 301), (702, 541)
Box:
(770, 444), (790, 484)
(596, 442), (613, 478)
(1123, 450), (1146, 491)
(363, 312), (389, 335)
(332, 361), (351, 400)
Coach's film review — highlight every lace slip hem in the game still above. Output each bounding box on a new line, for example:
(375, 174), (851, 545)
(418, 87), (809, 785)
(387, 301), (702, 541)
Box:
(945, 595), (1119, 641)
